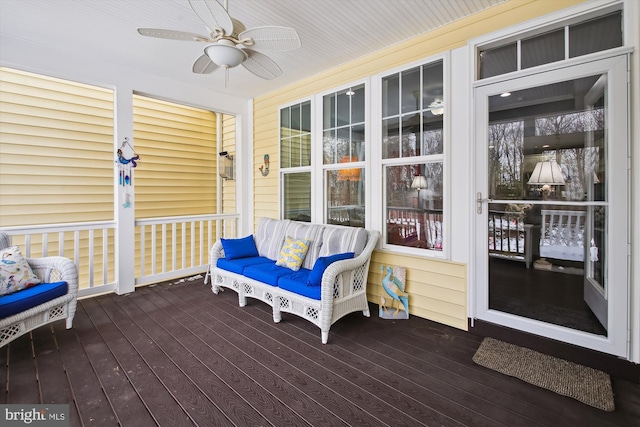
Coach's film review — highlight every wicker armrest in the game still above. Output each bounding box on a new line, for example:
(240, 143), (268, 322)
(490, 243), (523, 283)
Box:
(320, 230), (380, 296)
(27, 256), (79, 295)
(209, 240), (225, 266)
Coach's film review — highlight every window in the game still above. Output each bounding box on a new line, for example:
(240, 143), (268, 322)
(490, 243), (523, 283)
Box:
(280, 100), (311, 221)
(382, 60), (444, 252)
(323, 84), (365, 227)
(479, 10), (622, 79)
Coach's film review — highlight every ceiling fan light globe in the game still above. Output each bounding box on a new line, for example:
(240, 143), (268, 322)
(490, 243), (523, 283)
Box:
(204, 44), (246, 68)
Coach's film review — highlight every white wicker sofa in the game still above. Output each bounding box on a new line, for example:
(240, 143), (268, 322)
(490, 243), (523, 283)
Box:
(0, 232), (79, 347)
(209, 218), (380, 344)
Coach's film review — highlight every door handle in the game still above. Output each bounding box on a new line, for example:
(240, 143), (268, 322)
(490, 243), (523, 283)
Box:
(476, 192), (492, 214)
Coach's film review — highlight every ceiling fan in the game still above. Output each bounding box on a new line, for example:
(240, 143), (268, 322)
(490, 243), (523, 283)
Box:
(137, 0), (301, 82)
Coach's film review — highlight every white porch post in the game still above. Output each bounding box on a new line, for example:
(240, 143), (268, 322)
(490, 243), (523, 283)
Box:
(114, 87), (136, 295)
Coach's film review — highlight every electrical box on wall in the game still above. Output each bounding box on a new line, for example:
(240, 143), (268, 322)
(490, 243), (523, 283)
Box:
(218, 151), (235, 180)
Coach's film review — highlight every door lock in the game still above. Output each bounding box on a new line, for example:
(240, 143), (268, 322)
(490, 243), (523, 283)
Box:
(476, 192), (491, 214)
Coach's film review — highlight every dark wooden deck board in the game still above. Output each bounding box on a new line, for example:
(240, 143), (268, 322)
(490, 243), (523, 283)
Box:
(138, 284), (316, 427)
(51, 316), (118, 426)
(205, 287), (468, 427)
(72, 301), (155, 427)
(2, 277), (638, 427)
(7, 329), (39, 404)
(156, 283), (356, 427)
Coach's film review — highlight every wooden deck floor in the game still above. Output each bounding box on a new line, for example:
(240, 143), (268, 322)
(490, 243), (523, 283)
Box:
(2, 277), (638, 427)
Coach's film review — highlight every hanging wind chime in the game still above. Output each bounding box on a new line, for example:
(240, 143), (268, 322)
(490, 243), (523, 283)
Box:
(117, 137), (140, 208)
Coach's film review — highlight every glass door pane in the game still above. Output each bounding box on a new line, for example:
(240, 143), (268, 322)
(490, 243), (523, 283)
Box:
(485, 74), (608, 336)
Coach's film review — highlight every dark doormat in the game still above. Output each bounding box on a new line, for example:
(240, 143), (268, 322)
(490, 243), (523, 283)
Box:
(473, 337), (614, 411)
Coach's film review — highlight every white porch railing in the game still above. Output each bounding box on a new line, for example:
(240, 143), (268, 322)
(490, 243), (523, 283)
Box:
(1, 221), (118, 298)
(1, 213), (239, 298)
(135, 213), (239, 286)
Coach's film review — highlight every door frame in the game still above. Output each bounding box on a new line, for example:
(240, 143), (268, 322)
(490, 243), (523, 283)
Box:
(472, 54), (629, 357)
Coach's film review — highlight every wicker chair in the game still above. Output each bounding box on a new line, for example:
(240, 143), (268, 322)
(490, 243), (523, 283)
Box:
(0, 232), (79, 347)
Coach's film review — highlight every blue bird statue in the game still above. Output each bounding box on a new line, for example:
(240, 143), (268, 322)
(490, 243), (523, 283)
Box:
(381, 265), (409, 317)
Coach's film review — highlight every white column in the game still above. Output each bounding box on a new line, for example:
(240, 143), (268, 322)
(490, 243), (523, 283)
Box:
(114, 87), (136, 295)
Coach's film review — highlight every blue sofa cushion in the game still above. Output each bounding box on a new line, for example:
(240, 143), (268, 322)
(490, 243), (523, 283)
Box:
(216, 256), (272, 274)
(244, 263), (295, 287)
(0, 281), (68, 319)
(221, 235), (259, 260)
(307, 252), (355, 287)
(279, 271), (321, 300)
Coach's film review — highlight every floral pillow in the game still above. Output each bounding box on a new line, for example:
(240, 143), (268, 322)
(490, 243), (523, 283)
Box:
(0, 246), (41, 296)
(276, 237), (311, 271)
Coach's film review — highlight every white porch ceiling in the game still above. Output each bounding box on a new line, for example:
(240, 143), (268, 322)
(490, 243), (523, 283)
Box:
(0, 0), (506, 99)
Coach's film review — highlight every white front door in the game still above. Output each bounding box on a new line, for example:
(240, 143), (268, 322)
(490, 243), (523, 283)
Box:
(473, 55), (629, 357)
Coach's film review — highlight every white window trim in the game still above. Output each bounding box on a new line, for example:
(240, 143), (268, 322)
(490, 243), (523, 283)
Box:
(279, 97), (314, 221)
(313, 78), (371, 226)
(372, 52), (451, 260)
(469, 0), (623, 81)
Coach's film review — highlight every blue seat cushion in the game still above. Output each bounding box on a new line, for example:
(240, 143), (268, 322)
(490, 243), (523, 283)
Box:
(278, 270), (321, 300)
(216, 256), (272, 274)
(244, 263), (295, 287)
(0, 281), (68, 319)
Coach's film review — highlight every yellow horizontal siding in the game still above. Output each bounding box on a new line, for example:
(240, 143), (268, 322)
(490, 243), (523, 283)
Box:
(132, 94), (217, 219)
(0, 67), (114, 227)
(368, 251), (467, 330)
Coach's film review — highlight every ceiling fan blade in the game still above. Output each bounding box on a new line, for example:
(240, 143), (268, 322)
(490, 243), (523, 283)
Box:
(137, 28), (210, 42)
(188, 0), (233, 35)
(239, 26), (301, 51)
(241, 50), (282, 80)
(192, 54), (219, 74)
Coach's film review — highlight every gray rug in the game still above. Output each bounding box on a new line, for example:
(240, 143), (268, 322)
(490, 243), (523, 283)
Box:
(473, 337), (615, 411)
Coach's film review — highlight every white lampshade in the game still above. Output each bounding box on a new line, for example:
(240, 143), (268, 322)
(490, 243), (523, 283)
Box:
(528, 160), (565, 185)
(411, 175), (428, 190)
(204, 43), (246, 68)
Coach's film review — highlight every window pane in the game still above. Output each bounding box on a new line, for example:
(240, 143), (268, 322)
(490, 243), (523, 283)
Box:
(323, 93), (335, 129)
(283, 172), (311, 222)
(336, 90), (350, 126)
(323, 129), (336, 164)
(281, 137), (291, 168)
(522, 29), (565, 69)
(386, 164), (443, 250)
(479, 42), (517, 79)
(301, 101), (311, 132)
(382, 74), (399, 117)
(280, 107), (290, 138)
(383, 117), (400, 159)
(337, 127), (351, 161)
(569, 12), (622, 58)
(422, 113), (443, 155)
(422, 61), (444, 109)
(488, 75), (606, 202)
(301, 134), (311, 167)
(402, 113), (420, 157)
(291, 104), (301, 130)
(326, 169), (365, 228)
(401, 67), (420, 114)
(351, 84), (365, 123)
(352, 123), (365, 161)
